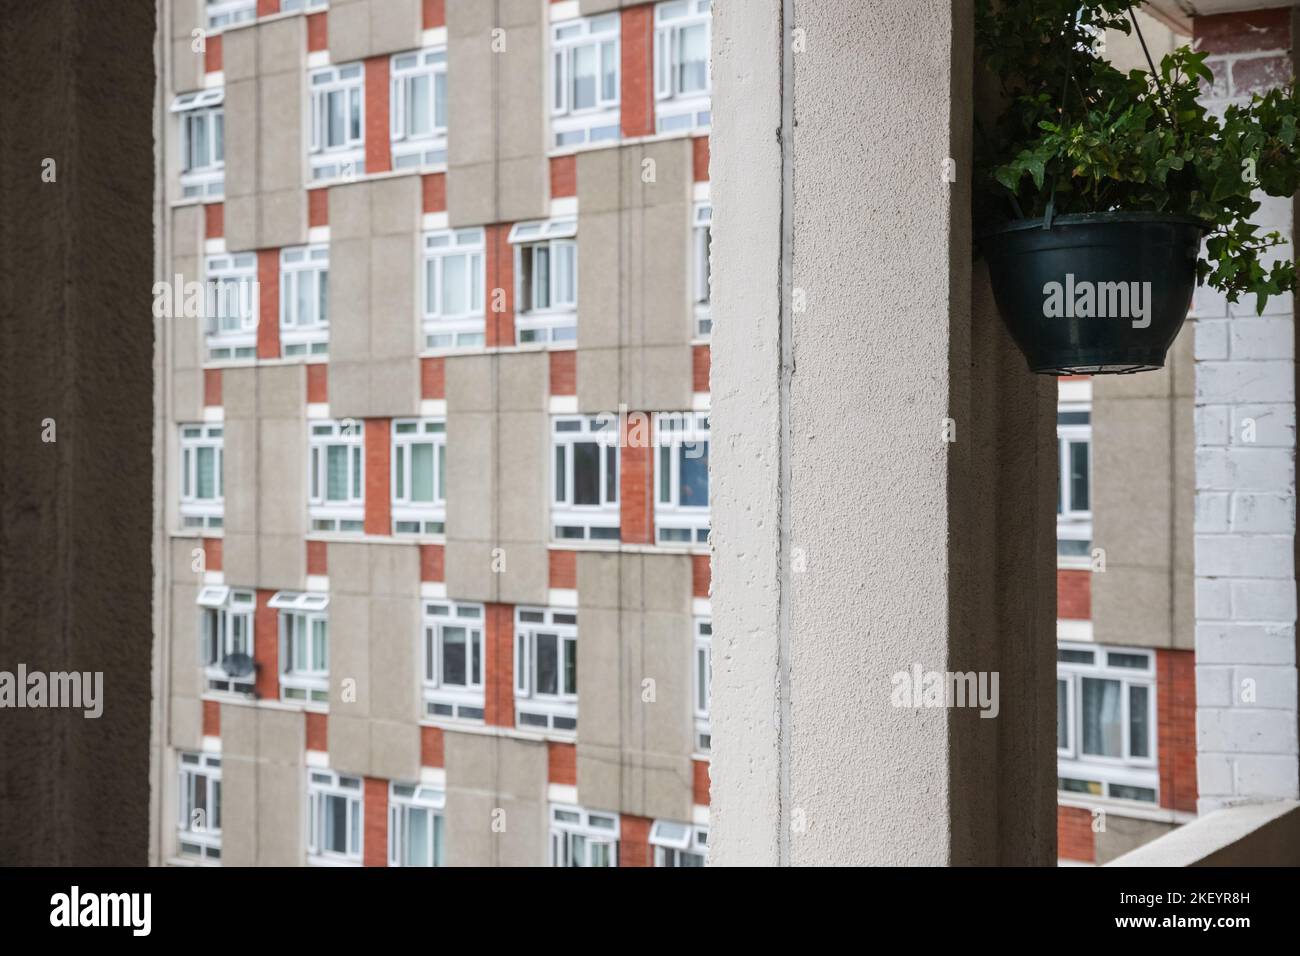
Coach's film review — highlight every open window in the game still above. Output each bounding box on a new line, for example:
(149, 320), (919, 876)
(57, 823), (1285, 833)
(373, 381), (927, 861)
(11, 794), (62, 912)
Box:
(197, 585), (255, 695)
(511, 219), (578, 345)
(649, 819), (708, 867)
(270, 591), (330, 705)
(549, 805), (618, 867)
(515, 607), (578, 734)
(173, 88), (224, 199)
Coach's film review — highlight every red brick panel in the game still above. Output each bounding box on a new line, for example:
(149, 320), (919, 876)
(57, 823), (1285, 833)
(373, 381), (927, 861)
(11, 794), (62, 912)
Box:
(422, 173), (446, 213)
(307, 540), (328, 575)
(256, 0), (280, 16)
(1157, 648), (1198, 813)
(1057, 805), (1095, 863)
(620, 413), (653, 545)
(620, 6), (654, 138)
(256, 249), (281, 359)
(550, 155), (576, 198)
(254, 589), (280, 700)
(693, 135), (709, 182)
(1194, 8), (1289, 55)
(364, 419), (392, 536)
(692, 344), (710, 393)
(308, 188), (329, 228)
(203, 368), (222, 407)
(203, 537), (223, 573)
(202, 700), (221, 737)
(364, 777), (388, 867)
(691, 553), (710, 598)
(692, 759), (709, 806)
(549, 549), (577, 590)
(485, 224), (516, 347)
(204, 201), (224, 238)
(420, 543), (445, 582)
(306, 711), (328, 752)
(547, 741), (577, 785)
(1057, 569), (1090, 621)
(307, 11), (328, 51)
(364, 57), (392, 175)
(306, 362), (328, 403)
(618, 814), (652, 867)
(421, 356), (445, 399)
(483, 603), (515, 727)
(423, 0), (445, 29)
(421, 725), (445, 767)
(549, 350), (576, 395)
(205, 34), (223, 74)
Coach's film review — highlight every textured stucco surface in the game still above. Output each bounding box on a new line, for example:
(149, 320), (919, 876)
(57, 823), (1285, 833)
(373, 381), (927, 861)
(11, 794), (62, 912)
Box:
(711, 0), (1056, 865)
(0, 0), (155, 865)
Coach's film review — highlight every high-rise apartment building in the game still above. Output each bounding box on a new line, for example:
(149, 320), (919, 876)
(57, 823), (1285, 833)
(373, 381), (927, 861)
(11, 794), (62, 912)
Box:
(154, 0), (714, 867)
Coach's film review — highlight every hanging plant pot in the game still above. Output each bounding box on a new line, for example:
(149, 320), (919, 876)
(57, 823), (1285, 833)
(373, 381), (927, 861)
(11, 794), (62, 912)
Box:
(979, 212), (1210, 375)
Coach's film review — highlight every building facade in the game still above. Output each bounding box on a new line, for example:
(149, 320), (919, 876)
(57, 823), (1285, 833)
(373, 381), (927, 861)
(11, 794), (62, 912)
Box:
(155, 0), (714, 867)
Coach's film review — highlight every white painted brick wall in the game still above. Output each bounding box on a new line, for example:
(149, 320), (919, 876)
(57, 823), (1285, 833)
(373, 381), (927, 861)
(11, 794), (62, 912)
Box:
(1194, 61), (1300, 811)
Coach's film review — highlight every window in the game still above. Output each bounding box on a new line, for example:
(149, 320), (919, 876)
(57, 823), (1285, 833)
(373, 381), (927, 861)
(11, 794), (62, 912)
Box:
(280, 245), (330, 355)
(391, 48), (448, 169)
(173, 89), (224, 199)
(180, 424), (224, 530)
(650, 820), (707, 867)
(549, 805), (617, 866)
(511, 219), (578, 344)
(280, 0), (328, 12)
(271, 591), (330, 705)
(1057, 404), (1092, 566)
(392, 419), (446, 535)
(694, 202), (712, 337)
(422, 601), (484, 722)
(515, 607), (578, 733)
(388, 783), (446, 866)
(197, 586), (255, 695)
(307, 769), (362, 865)
(423, 229), (484, 350)
(654, 412), (710, 544)
(309, 64), (365, 182)
(1057, 643), (1157, 804)
(550, 14), (621, 148)
(309, 421), (364, 531)
(205, 253), (258, 360)
(178, 752), (222, 861)
(206, 0), (256, 29)
(694, 618), (711, 752)
(654, 0), (712, 133)
(552, 416), (619, 541)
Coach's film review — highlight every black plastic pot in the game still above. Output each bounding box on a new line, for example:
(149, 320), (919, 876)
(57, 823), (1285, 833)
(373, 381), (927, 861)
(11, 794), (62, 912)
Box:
(980, 212), (1210, 375)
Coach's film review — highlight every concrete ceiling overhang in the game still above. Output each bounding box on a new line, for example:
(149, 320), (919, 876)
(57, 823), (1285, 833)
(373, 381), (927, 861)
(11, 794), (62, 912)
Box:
(1140, 0), (1294, 36)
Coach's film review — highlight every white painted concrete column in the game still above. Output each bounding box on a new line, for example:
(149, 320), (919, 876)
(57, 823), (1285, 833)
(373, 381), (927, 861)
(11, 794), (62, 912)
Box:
(710, 0), (1058, 865)
(1192, 15), (1300, 812)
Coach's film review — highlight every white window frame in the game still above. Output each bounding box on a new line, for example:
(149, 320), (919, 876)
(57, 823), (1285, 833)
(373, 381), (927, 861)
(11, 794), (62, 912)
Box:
(510, 219), (578, 345)
(280, 245), (330, 355)
(392, 418), (446, 535)
(309, 63), (366, 183)
(549, 805), (618, 867)
(391, 48), (448, 170)
(653, 0), (712, 134)
(693, 202), (712, 337)
(551, 415), (620, 542)
(422, 600), (485, 722)
(654, 411), (710, 545)
(309, 420), (364, 532)
(198, 585), (256, 695)
(180, 424), (224, 530)
(206, 0), (256, 29)
(280, 0), (328, 13)
(388, 783), (446, 867)
(204, 252), (258, 361)
(649, 819), (707, 867)
(307, 769), (363, 865)
(173, 89), (225, 198)
(1057, 403), (1093, 568)
(515, 607), (579, 734)
(178, 752), (223, 861)
(422, 229), (485, 350)
(271, 591), (330, 705)
(694, 617), (711, 753)
(550, 14), (622, 149)
(1057, 643), (1159, 805)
